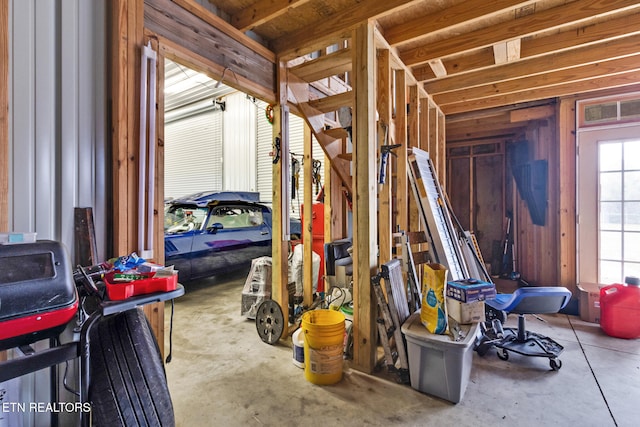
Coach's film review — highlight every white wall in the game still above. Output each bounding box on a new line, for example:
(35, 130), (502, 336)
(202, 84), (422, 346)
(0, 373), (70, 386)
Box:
(9, 0), (108, 260)
(7, 1), (108, 426)
(223, 92), (258, 191)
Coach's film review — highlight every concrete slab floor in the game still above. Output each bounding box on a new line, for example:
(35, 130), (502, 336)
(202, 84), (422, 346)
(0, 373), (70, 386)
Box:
(165, 270), (640, 427)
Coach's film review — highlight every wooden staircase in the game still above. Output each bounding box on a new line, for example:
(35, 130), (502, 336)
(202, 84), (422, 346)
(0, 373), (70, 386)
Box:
(285, 42), (354, 193)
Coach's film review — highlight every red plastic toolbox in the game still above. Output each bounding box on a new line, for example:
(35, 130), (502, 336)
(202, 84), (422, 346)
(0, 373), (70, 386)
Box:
(104, 271), (178, 300)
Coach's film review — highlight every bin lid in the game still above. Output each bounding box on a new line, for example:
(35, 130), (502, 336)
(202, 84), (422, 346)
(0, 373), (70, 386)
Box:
(401, 312), (478, 349)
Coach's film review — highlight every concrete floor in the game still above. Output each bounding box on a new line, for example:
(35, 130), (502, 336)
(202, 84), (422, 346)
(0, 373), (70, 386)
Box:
(164, 269), (640, 427)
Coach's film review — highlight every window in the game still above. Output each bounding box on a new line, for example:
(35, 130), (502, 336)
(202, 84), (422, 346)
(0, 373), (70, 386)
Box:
(207, 206), (263, 229)
(577, 122), (640, 285)
(598, 140), (640, 283)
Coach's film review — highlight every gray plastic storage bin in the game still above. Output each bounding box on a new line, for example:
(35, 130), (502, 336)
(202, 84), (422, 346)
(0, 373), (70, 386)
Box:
(401, 312), (479, 403)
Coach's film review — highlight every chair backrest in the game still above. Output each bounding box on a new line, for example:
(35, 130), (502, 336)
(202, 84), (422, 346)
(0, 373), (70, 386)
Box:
(509, 287), (572, 314)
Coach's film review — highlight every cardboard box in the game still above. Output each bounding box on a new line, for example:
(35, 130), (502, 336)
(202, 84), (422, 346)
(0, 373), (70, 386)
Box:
(401, 312), (479, 404)
(578, 282), (601, 323)
(447, 278), (496, 303)
(447, 298), (486, 324)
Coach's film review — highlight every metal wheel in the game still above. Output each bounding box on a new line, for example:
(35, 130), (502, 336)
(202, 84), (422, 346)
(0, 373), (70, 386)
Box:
(497, 348), (509, 361)
(255, 300), (285, 345)
(550, 358), (562, 371)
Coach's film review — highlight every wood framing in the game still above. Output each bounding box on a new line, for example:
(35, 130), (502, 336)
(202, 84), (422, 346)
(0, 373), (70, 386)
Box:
(112, 0), (164, 353)
(395, 70), (408, 234)
(303, 122), (313, 307)
(351, 22), (377, 373)
(558, 98), (577, 293)
(377, 48), (392, 267)
(271, 61), (290, 335)
(146, 0), (276, 102)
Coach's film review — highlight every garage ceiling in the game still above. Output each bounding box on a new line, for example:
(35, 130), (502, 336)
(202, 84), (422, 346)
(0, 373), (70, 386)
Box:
(203, 0), (640, 115)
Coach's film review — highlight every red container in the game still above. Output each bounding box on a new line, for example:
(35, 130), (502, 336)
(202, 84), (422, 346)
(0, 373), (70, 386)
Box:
(301, 203), (326, 292)
(599, 277), (640, 339)
(104, 272), (178, 300)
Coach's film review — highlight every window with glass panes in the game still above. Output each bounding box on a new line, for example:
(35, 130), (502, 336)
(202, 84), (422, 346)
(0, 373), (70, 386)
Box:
(598, 139), (640, 283)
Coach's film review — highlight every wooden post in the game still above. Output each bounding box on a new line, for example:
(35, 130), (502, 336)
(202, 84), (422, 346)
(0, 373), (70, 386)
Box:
(352, 22), (377, 373)
(303, 122), (314, 306)
(377, 48), (392, 267)
(408, 85), (421, 235)
(437, 109), (446, 188)
(272, 61), (290, 332)
(558, 99), (576, 293)
(112, 0), (164, 354)
(420, 98), (430, 153)
(395, 70), (408, 234)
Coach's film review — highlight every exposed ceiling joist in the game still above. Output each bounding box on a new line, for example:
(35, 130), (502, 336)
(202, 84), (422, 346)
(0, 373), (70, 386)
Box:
(231, 0), (311, 32)
(199, 0), (640, 115)
(399, 0), (640, 67)
(426, 34), (640, 95)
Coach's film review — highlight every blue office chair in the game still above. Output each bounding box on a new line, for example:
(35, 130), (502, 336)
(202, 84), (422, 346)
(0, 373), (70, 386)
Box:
(475, 286), (572, 371)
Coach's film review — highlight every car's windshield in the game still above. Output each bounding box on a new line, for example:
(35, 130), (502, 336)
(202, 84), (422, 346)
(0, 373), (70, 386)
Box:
(165, 206), (209, 233)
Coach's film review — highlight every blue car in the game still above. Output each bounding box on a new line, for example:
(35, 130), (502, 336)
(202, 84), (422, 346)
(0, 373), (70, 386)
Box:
(164, 191), (301, 282)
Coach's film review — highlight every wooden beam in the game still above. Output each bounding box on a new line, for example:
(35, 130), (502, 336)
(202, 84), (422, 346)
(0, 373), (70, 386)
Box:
(147, 0), (275, 99)
(307, 91), (353, 114)
(384, 0), (535, 46)
(351, 22), (377, 374)
(289, 48), (352, 83)
(447, 120), (528, 140)
(408, 85), (419, 149)
(437, 110), (446, 188)
(400, 0), (640, 66)
(157, 35), (274, 104)
(447, 128), (525, 143)
(433, 54), (640, 106)
(0, 0), (7, 232)
(395, 70), (408, 234)
(558, 98), (577, 293)
(510, 105), (556, 122)
(414, 12), (640, 83)
(272, 61), (290, 332)
(303, 122), (314, 307)
(521, 11), (640, 59)
(171, 0), (275, 62)
(272, 0), (415, 59)
(113, 0), (143, 257)
(419, 98), (429, 152)
(441, 70), (640, 114)
(377, 48), (392, 267)
(407, 85), (421, 250)
(412, 48), (494, 81)
(493, 39), (521, 64)
(428, 59), (447, 78)
(426, 34), (640, 95)
(231, 0), (312, 32)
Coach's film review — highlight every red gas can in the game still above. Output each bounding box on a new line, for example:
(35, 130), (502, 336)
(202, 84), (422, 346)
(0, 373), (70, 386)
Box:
(599, 276), (640, 339)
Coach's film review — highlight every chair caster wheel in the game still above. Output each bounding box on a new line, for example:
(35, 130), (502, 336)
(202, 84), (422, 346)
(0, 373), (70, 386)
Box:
(497, 348), (509, 360)
(475, 336), (492, 357)
(550, 358), (562, 371)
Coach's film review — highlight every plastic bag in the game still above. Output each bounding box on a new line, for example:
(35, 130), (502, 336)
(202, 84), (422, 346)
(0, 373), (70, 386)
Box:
(420, 263), (449, 334)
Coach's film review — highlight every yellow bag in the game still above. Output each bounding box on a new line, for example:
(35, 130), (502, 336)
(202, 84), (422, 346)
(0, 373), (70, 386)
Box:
(420, 263), (448, 334)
